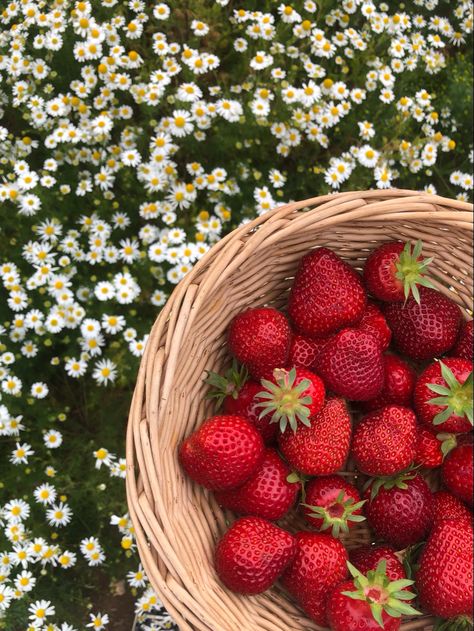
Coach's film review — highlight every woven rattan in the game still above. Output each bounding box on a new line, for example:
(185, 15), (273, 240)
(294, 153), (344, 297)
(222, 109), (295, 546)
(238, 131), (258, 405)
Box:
(126, 189), (473, 631)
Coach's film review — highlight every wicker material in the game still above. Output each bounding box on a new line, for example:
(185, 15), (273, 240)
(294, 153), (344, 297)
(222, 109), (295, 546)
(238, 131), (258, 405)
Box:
(126, 190), (473, 631)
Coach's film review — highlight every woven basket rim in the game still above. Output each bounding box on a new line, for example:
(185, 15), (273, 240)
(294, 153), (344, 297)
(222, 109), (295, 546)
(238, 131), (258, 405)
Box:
(126, 189), (473, 631)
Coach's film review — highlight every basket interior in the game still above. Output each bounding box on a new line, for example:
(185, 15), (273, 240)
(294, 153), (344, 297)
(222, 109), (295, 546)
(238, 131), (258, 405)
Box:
(132, 203), (472, 631)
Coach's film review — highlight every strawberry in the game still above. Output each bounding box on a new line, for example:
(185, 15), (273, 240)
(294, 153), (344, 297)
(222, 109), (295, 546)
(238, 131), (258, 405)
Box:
(432, 491), (473, 527)
(415, 426), (457, 469)
(361, 354), (416, 412)
(414, 358), (473, 434)
(228, 307), (291, 380)
(179, 415), (264, 491)
(288, 247), (367, 338)
(352, 405), (417, 476)
(356, 302), (392, 351)
(317, 328), (385, 401)
(363, 240), (434, 303)
(278, 397), (351, 475)
(214, 448), (299, 521)
(281, 531), (348, 626)
(452, 319), (473, 360)
(416, 517), (473, 619)
(364, 472), (433, 548)
(205, 363), (277, 444)
(383, 287), (462, 361)
(349, 545), (406, 581)
(214, 516), (296, 594)
(442, 442), (473, 506)
(255, 367), (325, 433)
(327, 561), (420, 631)
(302, 475), (366, 537)
(288, 333), (328, 370)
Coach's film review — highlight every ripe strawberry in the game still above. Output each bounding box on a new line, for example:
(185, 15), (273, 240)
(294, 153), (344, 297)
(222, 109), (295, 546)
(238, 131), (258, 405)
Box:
(349, 545), (406, 581)
(214, 516), (296, 594)
(442, 443), (473, 506)
(278, 397), (351, 475)
(361, 354), (416, 412)
(352, 405), (417, 476)
(288, 333), (328, 370)
(356, 302), (392, 351)
(205, 362), (277, 443)
(364, 472), (433, 548)
(432, 491), (473, 528)
(288, 247), (366, 338)
(383, 287), (462, 361)
(281, 531), (348, 626)
(255, 367), (325, 433)
(414, 358), (473, 434)
(302, 475), (366, 537)
(317, 328), (385, 401)
(415, 426), (458, 469)
(452, 319), (473, 360)
(214, 448), (299, 521)
(416, 517), (473, 619)
(179, 415), (264, 491)
(228, 307), (291, 380)
(363, 240), (434, 303)
(327, 561), (420, 631)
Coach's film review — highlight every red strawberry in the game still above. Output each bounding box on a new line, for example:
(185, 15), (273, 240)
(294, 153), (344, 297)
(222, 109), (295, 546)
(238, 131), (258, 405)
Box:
(383, 287), (462, 360)
(288, 333), (329, 370)
(317, 328), (385, 401)
(288, 247), (367, 338)
(214, 448), (299, 521)
(352, 405), (417, 476)
(416, 518), (473, 619)
(278, 397), (351, 475)
(415, 426), (457, 469)
(452, 319), (473, 360)
(364, 472), (433, 548)
(356, 302), (392, 351)
(349, 545), (406, 581)
(255, 367), (325, 433)
(327, 560), (419, 631)
(228, 307), (291, 380)
(363, 239), (434, 303)
(414, 358), (473, 434)
(205, 362), (277, 443)
(281, 531), (348, 626)
(179, 415), (264, 491)
(432, 491), (473, 527)
(302, 475), (366, 537)
(442, 442), (473, 506)
(214, 516), (296, 594)
(361, 354), (416, 412)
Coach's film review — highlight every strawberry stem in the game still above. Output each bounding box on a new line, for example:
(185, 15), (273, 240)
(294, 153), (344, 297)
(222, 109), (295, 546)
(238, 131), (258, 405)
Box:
(204, 360), (248, 407)
(394, 239), (435, 304)
(427, 362), (473, 427)
(255, 367), (313, 433)
(302, 491), (366, 538)
(342, 560), (421, 628)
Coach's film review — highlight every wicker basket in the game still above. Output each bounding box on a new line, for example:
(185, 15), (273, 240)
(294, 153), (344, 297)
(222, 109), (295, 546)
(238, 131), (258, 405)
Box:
(126, 189), (473, 631)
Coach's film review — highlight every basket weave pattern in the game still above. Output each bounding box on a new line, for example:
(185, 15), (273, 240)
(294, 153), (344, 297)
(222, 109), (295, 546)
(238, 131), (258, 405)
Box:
(126, 190), (473, 631)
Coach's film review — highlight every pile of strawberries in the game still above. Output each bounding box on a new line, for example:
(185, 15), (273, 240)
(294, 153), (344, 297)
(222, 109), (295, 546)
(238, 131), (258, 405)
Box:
(179, 241), (473, 630)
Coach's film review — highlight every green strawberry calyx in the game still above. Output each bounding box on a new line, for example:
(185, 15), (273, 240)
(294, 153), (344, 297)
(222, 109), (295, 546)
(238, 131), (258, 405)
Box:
(204, 360), (248, 407)
(434, 615), (474, 631)
(394, 239), (435, 304)
(302, 490), (366, 538)
(255, 367), (313, 433)
(365, 468), (418, 502)
(342, 560), (421, 628)
(426, 361), (473, 427)
(436, 432), (458, 458)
